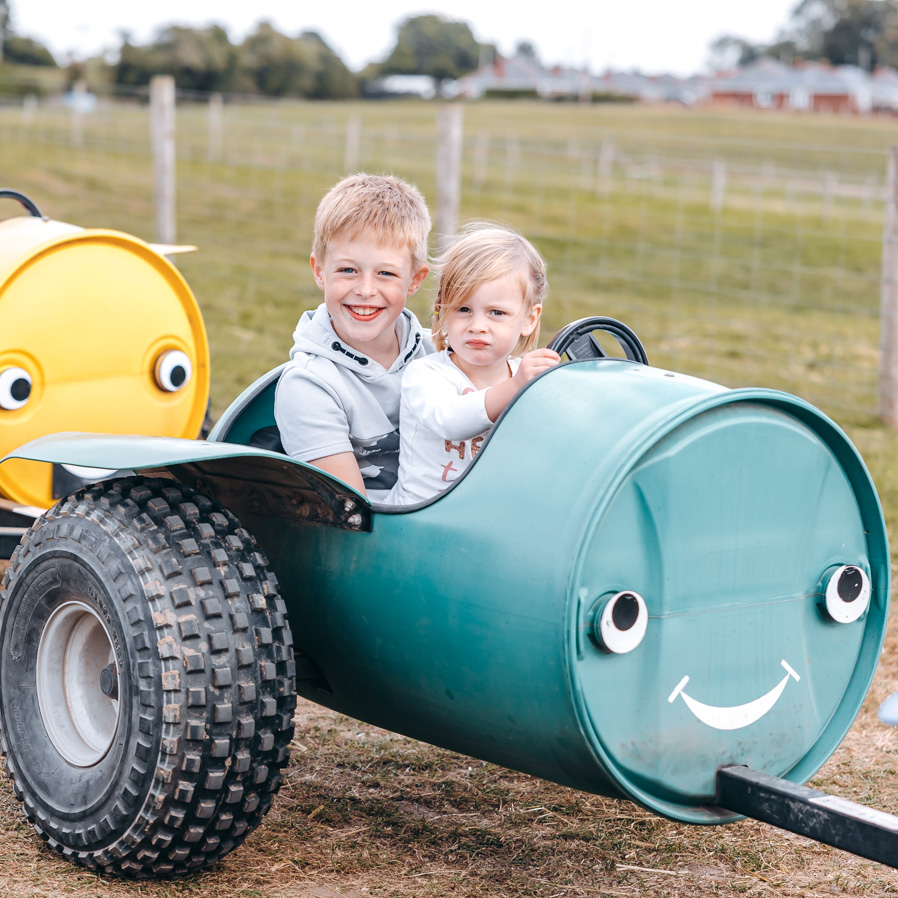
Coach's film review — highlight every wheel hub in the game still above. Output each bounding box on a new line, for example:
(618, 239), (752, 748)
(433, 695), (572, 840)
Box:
(37, 601), (121, 767)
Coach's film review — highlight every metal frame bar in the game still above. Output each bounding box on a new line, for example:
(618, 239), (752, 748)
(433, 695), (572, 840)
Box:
(715, 765), (898, 869)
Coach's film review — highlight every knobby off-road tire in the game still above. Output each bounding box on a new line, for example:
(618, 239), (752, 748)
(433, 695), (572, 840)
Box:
(0, 477), (296, 876)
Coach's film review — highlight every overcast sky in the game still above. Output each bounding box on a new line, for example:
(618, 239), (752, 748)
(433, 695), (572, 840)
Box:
(15, 0), (799, 76)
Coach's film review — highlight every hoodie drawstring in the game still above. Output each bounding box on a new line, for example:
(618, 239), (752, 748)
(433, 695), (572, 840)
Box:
(331, 341), (370, 366)
(402, 332), (422, 365)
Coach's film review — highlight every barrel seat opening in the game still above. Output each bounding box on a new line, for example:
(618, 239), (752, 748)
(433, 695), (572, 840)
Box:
(211, 364), (286, 453)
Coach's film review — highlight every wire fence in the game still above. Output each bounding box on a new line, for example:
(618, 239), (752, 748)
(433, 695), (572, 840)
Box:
(0, 88), (893, 426)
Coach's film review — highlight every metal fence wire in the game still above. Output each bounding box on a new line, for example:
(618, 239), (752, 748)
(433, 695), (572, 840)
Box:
(0, 90), (893, 426)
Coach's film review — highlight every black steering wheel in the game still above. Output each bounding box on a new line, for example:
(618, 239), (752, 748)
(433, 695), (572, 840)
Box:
(547, 316), (648, 365)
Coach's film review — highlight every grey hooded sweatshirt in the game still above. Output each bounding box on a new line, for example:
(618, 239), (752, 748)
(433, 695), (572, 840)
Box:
(274, 303), (434, 502)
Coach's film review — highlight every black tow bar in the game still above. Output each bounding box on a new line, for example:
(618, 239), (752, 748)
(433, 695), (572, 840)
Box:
(715, 765), (898, 868)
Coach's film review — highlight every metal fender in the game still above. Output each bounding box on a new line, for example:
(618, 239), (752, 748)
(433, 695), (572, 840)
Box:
(1, 433), (369, 531)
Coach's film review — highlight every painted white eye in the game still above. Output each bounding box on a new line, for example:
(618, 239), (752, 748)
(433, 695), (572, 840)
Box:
(824, 565), (871, 623)
(154, 350), (192, 393)
(593, 591), (648, 654)
(0, 367), (32, 410)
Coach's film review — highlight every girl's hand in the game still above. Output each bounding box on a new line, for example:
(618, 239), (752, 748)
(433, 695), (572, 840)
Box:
(485, 348), (561, 423)
(512, 348), (561, 389)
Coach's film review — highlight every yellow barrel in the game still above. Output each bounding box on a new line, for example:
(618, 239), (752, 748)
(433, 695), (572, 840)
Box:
(0, 202), (210, 508)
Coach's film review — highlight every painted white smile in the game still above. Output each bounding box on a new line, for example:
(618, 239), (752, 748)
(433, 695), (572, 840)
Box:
(667, 659), (801, 731)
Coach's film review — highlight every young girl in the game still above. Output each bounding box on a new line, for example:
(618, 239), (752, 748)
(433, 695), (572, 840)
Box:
(388, 224), (560, 505)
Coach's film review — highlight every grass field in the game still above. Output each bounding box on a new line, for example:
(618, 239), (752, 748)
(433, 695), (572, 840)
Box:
(0, 627), (896, 897)
(3, 97), (895, 529)
(1, 100), (892, 394)
(1, 98), (898, 895)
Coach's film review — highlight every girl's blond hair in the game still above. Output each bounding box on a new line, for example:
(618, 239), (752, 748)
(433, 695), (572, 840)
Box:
(432, 223), (548, 356)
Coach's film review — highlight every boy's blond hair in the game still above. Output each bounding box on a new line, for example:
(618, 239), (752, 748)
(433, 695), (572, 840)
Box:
(432, 223), (548, 356)
(312, 173), (431, 271)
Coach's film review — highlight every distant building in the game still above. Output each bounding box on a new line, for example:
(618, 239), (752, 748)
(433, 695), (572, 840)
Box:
(366, 75), (438, 100)
(598, 70), (709, 105)
(442, 52), (894, 115)
(871, 66), (898, 113)
(446, 50), (704, 103)
(710, 58), (872, 114)
(61, 87), (97, 113)
(448, 53), (590, 98)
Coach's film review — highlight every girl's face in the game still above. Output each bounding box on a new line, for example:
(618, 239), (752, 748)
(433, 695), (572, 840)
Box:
(443, 274), (540, 377)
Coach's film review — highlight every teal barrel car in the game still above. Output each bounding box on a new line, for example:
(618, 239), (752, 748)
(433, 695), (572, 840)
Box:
(0, 318), (892, 876)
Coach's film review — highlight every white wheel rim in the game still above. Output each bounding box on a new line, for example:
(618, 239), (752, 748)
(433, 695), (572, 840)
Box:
(37, 601), (121, 767)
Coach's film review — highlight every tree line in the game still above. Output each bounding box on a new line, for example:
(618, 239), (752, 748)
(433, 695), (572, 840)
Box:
(710, 0), (898, 71)
(9, 0), (893, 101)
(0, 2), (489, 100)
(0, 0), (55, 66)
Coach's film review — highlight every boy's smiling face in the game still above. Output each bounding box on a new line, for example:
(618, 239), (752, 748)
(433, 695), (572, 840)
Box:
(311, 232), (428, 367)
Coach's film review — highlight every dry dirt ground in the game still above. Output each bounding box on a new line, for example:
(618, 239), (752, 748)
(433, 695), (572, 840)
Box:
(1, 555), (898, 897)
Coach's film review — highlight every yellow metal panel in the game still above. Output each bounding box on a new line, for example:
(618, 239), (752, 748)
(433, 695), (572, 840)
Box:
(0, 222), (210, 507)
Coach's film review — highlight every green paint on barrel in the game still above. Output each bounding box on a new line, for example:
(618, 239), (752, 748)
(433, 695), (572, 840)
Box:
(251, 361), (887, 823)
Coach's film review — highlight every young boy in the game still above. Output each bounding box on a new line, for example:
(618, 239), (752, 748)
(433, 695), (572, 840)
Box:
(274, 173), (433, 501)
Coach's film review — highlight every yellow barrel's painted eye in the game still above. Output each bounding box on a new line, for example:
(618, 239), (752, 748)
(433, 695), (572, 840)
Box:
(0, 367), (32, 410)
(154, 350), (192, 393)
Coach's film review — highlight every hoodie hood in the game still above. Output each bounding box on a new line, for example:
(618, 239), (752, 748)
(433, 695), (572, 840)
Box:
(289, 305), (426, 381)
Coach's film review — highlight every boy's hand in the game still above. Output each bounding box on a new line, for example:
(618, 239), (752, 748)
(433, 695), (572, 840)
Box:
(512, 348), (561, 389)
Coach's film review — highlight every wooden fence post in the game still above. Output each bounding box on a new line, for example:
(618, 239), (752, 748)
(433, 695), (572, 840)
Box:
(879, 146), (898, 425)
(473, 130), (489, 190)
(150, 75), (177, 246)
(344, 116), (361, 173)
(503, 136), (520, 195)
(70, 80), (86, 148)
(711, 159), (726, 212)
(22, 94), (37, 124)
(436, 103), (463, 247)
(822, 172), (836, 219)
(598, 139), (614, 196)
(207, 93), (223, 162)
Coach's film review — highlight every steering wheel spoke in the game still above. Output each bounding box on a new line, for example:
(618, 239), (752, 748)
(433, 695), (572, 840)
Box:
(548, 316), (648, 365)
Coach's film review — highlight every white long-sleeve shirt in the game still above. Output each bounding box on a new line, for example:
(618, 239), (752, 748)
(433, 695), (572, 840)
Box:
(387, 350), (520, 505)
